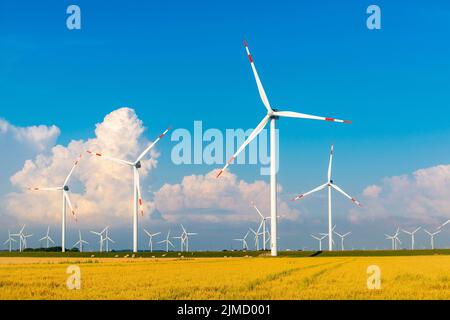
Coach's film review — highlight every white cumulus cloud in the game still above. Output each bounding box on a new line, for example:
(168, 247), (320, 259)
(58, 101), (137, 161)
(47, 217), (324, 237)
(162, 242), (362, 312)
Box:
(4, 108), (160, 228)
(350, 164), (450, 226)
(154, 169), (300, 224)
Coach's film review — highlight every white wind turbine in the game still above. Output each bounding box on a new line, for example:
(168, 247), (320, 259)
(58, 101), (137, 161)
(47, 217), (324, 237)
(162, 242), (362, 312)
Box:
(252, 202), (271, 251)
(424, 229), (441, 250)
(11, 225), (26, 252)
(39, 226), (55, 249)
(385, 228), (401, 250)
(73, 230), (89, 252)
(143, 229), (160, 252)
(181, 225), (198, 252)
(402, 227), (421, 250)
(216, 40), (352, 256)
(249, 227), (262, 251)
(293, 145), (361, 251)
(3, 230), (17, 252)
(158, 230), (175, 252)
(87, 127), (170, 253)
(21, 231), (33, 251)
(333, 230), (351, 251)
(28, 156), (81, 252)
(310, 234), (327, 251)
(104, 227), (114, 252)
(173, 234), (185, 252)
(90, 227), (107, 252)
(233, 231), (250, 251)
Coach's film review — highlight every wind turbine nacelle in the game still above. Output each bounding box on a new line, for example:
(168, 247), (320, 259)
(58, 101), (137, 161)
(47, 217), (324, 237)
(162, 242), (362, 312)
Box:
(64, 186), (69, 191)
(270, 108), (280, 120)
(135, 161), (142, 169)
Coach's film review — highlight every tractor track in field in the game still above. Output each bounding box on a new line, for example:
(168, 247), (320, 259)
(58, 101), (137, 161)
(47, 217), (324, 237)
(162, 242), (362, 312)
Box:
(242, 259), (349, 292)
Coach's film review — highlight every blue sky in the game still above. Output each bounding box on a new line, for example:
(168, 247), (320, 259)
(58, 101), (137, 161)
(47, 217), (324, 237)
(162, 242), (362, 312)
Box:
(1, 1), (450, 251)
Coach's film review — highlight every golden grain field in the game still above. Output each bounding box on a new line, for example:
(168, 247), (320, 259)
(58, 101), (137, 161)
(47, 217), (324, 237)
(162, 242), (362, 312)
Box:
(0, 256), (449, 300)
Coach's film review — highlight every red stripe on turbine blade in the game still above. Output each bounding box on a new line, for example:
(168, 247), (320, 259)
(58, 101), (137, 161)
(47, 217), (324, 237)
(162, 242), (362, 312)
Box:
(216, 170), (223, 178)
(244, 39), (248, 47)
(325, 118), (335, 122)
(248, 55), (253, 63)
(139, 199), (143, 206)
(343, 120), (352, 124)
(227, 156), (235, 165)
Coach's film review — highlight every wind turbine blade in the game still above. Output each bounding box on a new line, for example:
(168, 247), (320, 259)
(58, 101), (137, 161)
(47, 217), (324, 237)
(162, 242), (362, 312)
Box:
(152, 232), (161, 237)
(413, 227), (421, 233)
(292, 183), (328, 201)
(217, 115), (270, 178)
(310, 235), (320, 240)
(28, 187), (61, 191)
(63, 155), (83, 186)
(424, 229), (432, 236)
(86, 151), (133, 167)
(143, 229), (151, 237)
(328, 145), (334, 181)
(63, 191), (77, 221)
(439, 219), (450, 228)
(251, 202), (264, 219)
(330, 184), (362, 207)
(273, 111), (351, 124)
(48, 237), (55, 244)
(243, 40), (272, 112)
(135, 127), (171, 163)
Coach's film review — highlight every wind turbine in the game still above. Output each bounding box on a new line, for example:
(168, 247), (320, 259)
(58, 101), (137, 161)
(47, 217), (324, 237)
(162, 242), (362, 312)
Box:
(385, 228), (401, 250)
(233, 231), (250, 251)
(249, 227), (262, 251)
(87, 127), (170, 253)
(11, 225), (26, 252)
(158, 230), (175, 252)
(3, 230), (17, 252)
(424, 229), (441, 250)
(173, 234), (185, 252)
(143, 229), (160, 252)
(319, 225), (336, 248)
(310, 234), (327, 251)
(104, 227), (114, 252)
(28, 156), (81, 252)
(21, 231), (33, 250)
(90, 227), (107, 252)
(333, 230), (351, 251)
(73, 230), (89, 252)
(39, 226), (55, 249)
(181, 225), (197, 252)
(402, 227), (421, 250)
(292, 145), (361, 251)
(252, 202), (271, 251)
(216, 41), (352, 256)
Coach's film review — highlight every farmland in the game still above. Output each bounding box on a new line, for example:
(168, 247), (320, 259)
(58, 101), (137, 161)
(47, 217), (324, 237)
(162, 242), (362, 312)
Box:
(0, 255), (449, 300)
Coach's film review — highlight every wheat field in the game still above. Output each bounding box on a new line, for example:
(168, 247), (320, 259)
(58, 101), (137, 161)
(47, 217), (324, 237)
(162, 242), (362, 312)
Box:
(0, 256), (449, 300)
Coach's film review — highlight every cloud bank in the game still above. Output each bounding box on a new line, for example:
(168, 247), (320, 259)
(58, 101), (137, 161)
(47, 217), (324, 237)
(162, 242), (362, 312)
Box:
(4, 108), (159, 228)
(154, 169), (300, 224)
(351, 164), (450, 226)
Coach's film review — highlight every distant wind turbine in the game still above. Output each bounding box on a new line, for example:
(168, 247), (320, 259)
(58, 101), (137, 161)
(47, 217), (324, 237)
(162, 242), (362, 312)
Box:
(424, 229), (441, 250)
(39, 226), (55, 249)
(402, 227), (421, 250)
(143, 229), (160, 252)
(28, 156), (81, 252)
(3, 230), (17, 252)
(158, 230), (175, 252)
(292, 145), (361, 251)
(87, 127), (170, 253)
(73, 230), (89, 252)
